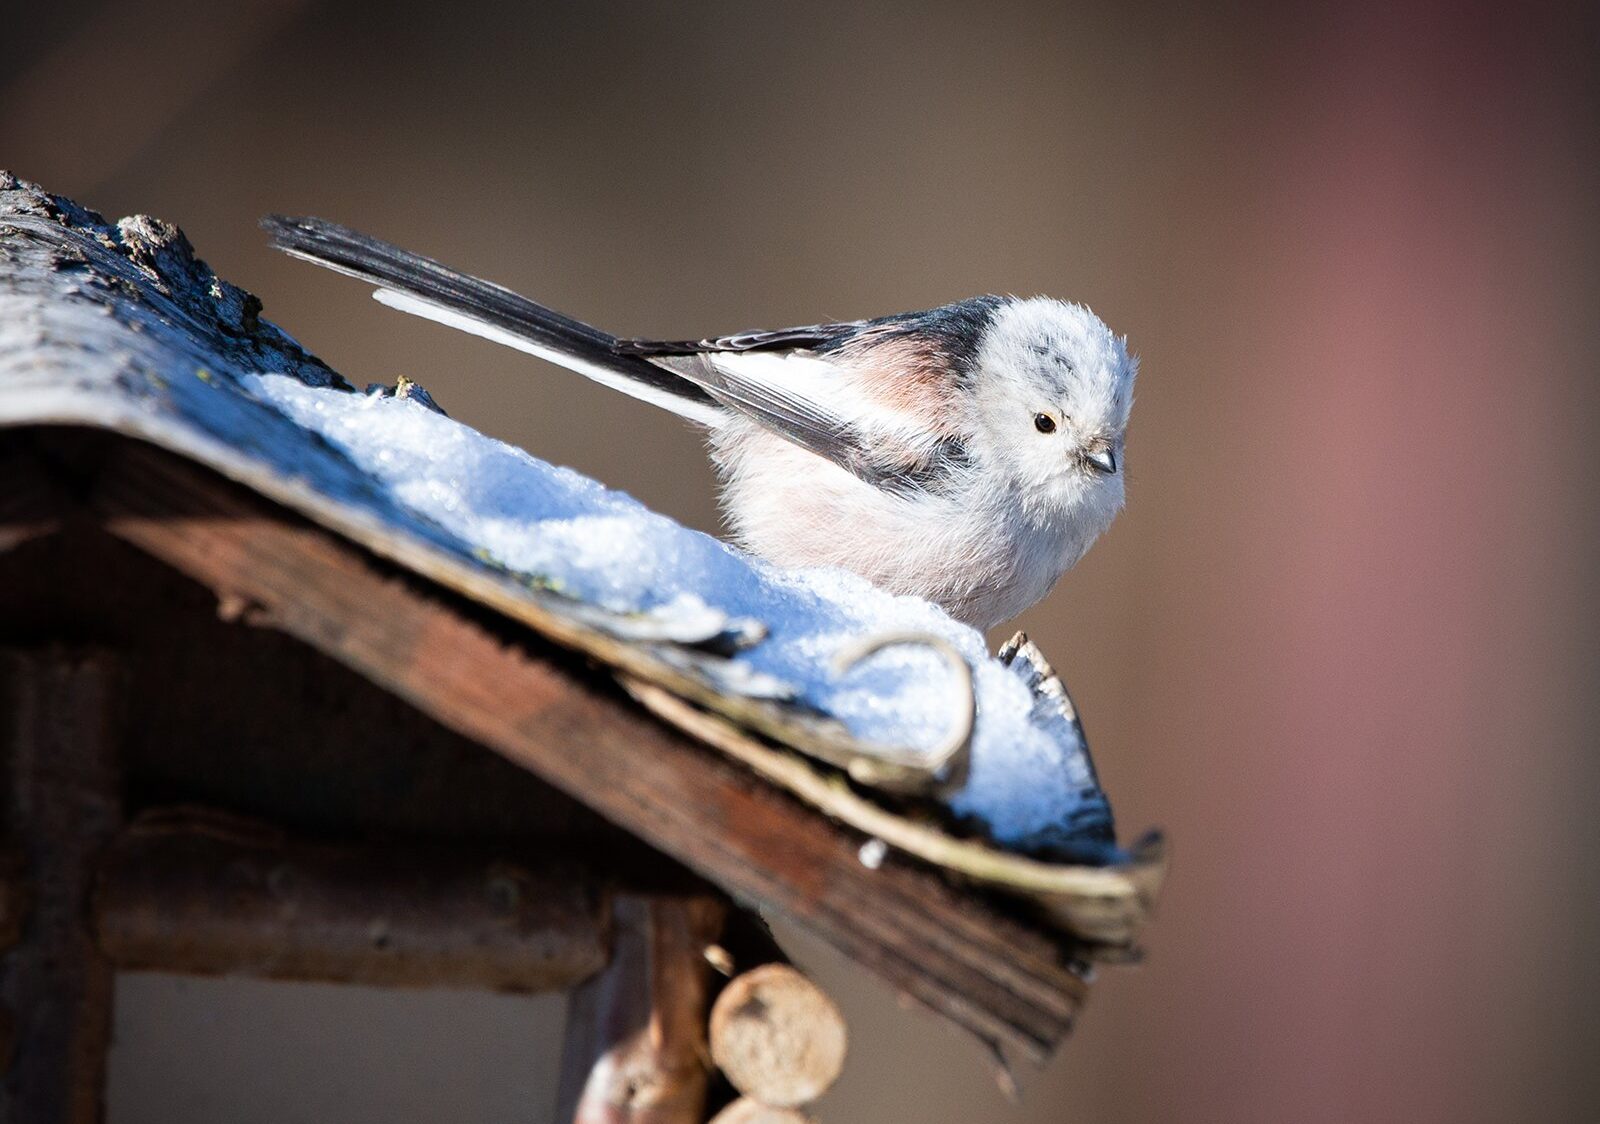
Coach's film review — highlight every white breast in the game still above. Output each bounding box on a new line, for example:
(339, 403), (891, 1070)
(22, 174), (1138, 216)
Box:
(708, 421), (1084, 629)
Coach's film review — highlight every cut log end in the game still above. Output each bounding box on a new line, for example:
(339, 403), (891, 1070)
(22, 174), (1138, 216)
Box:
(709, 1097), (817, 1124)
(709, 963), (847, 1109)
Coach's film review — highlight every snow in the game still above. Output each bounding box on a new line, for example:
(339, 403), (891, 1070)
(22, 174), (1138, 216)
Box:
(243, 374), (1115, 856)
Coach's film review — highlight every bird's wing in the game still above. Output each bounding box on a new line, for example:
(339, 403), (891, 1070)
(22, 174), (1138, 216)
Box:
(645, 347), (970, 495)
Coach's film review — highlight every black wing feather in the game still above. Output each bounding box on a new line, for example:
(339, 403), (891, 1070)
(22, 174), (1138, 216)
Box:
(618, 296), (1001, 378)
(617, 321), (868, 356)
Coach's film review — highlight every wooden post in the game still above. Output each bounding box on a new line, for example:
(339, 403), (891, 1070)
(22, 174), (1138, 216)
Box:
(555, 894), (727, 1124)
(0, 650), (124, 1124)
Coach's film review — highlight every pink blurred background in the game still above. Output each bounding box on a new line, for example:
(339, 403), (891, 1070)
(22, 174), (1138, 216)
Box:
(5, 1), (1597, 1121)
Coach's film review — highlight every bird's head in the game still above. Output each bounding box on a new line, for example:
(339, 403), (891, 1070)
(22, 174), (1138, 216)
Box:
(967, 296), (1137, 530)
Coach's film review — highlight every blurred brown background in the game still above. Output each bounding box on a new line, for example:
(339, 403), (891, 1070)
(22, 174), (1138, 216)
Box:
(5, 0), (1599, 1121)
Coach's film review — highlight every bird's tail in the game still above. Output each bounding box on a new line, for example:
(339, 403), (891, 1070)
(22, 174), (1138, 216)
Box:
(260, 215), (724, 424)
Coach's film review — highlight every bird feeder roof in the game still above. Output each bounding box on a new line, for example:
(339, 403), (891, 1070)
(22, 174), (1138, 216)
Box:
(0, 173), (1163, 1062)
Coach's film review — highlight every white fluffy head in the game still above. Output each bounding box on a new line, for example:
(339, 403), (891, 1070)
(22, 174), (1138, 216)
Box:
(968, 297), (1137, 523)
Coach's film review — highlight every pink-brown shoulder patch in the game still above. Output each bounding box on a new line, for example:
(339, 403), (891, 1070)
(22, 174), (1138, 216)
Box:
(831, 330), (963, 435)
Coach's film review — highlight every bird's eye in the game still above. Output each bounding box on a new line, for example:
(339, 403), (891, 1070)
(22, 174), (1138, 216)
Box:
(1033, 413), (1057, 434)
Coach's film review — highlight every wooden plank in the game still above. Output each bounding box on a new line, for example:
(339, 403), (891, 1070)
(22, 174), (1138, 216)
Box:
(554, 895), (726, 1123)
(93, 808), (608, 992)
(0, 649), (124, 1124)
(89, 438), (1088, 1060)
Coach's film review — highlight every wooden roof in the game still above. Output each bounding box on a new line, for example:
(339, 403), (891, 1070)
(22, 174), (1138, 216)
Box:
(0, 173), (1163, 1063)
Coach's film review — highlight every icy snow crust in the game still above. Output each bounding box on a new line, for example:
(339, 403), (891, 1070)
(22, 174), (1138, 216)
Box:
(245, 374), (1112, 853)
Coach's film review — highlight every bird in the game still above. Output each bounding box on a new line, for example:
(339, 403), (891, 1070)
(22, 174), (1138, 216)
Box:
(262, 216), (1137, 630)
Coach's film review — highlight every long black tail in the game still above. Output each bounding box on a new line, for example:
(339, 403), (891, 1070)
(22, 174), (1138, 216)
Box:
(261, 215), (720, 419)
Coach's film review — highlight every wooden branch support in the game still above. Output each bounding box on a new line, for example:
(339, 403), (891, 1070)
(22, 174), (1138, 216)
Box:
(555, 895), (727, 1124)
(0, 650), (124, 1124)
(93, 809), (608, 992)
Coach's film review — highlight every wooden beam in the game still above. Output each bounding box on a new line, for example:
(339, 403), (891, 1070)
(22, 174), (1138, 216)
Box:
(89, 438), (1088, 1061)
(93, 808), (608, 992)
(555, 895), (726, 1124)
(0, 650), (124, 1124)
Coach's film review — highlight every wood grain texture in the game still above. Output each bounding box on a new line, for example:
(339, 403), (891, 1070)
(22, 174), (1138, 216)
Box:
(86, 436), (1089, 1061)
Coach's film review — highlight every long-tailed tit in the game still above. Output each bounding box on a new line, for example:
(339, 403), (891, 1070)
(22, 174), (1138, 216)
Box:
(263, 217), (1137, 629)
